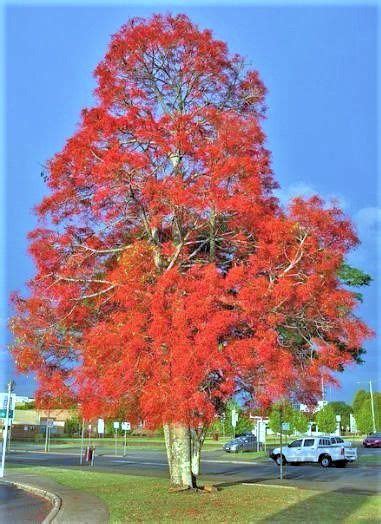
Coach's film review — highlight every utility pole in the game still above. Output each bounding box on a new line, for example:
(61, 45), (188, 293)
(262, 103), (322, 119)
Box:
(1, 380), (15, 478)
(79, 419), (85, 465)
(279, 403), (283, 480)
(369, 380), (376, 433)
(321, 376), (325, 402)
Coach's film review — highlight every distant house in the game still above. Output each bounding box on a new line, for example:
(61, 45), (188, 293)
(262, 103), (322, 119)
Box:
(11, 408), (75, 440)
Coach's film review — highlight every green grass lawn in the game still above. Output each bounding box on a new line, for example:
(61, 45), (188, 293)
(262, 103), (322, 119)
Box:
(358, 454), (381, 465)
(11, 466), (380, 523)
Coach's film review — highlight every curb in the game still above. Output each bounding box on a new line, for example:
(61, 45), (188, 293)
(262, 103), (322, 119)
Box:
(1, 478), (61, 523)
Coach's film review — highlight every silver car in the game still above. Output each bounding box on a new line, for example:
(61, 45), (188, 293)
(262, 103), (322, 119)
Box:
(223, 434), (257, 452)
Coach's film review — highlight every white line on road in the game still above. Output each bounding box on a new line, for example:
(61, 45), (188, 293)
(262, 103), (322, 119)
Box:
(111, 458), (259, 466)
(112, 460), (167, 466)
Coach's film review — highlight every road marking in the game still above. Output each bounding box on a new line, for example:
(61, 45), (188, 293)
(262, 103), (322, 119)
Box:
(11, 456), (51, 460)
(10, 450), (79, 456)
(112, 460), (167, 466)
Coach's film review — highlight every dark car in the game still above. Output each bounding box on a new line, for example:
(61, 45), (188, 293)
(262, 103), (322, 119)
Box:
(363, 432), (381, 448)
(223, 434), (257, 453)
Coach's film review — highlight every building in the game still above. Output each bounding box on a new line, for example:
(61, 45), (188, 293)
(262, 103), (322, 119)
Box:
(9, 409), (75, 440)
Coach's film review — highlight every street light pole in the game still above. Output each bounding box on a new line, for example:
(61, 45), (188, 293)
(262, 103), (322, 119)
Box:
(369, 380), (376, 433)
(1, 380), (15, 478)
(80, 418), (85, 465)
(279, 403), (283, 480)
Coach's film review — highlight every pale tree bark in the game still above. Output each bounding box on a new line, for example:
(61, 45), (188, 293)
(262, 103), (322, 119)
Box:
(163, 423), (195, 489)
(190, 427), (206, 479)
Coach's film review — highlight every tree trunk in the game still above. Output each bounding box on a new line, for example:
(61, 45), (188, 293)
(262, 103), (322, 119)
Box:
(163, 423), (195, 489)
(190, 429), (202, 478)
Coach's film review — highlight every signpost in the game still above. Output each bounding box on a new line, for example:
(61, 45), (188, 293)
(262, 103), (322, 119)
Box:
(0, 381), (15, 478)
(113, 422), (120, 456)
(231, 409), (238, 438)
(44, 418), (54, 453)
(121, 421), (131, 456)
(252, 417), (267, 452)
(0, 410), (13, 419)
(278, 405), (289, 481)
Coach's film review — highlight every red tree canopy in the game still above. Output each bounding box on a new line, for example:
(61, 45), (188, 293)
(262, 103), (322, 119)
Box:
(10, 14), (372, 425)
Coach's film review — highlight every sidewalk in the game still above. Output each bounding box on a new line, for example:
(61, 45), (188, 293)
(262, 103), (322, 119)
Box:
(4, 472), (109, 523)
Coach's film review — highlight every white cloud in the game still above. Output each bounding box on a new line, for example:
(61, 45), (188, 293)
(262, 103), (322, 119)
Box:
(275, 181), (348, 210)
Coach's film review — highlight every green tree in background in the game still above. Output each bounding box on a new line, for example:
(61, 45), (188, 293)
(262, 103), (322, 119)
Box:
(315, 404), (336, 433)
(64, 415), (81, 436)
(352, 389), (381, 431)
(212, 400), (253, 438)
(354, 393), (381, 433)
(268, 401), (295, 436)
(327, 401), (352, 429)
(268, 402), (310, 435)
(352, 389), (369, 415)
(356, 400), (374, 434)
(292, 410), (309, 433)
(16, 401), (36, 410)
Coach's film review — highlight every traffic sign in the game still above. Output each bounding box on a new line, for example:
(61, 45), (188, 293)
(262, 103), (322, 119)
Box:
(0, 394), (16, 412)
(113, 421), (120, 430)
(97, 419), (105, 434)
(0, 410), (13, 419)
(121, 422), (131, 431)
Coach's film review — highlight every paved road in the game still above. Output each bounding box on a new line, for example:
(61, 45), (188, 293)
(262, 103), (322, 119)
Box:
(0, 483), (51, 523)
(6, 447), (380, 495)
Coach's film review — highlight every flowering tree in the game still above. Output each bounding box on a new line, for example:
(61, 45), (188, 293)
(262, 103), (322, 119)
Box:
(10, 14), (372, 489)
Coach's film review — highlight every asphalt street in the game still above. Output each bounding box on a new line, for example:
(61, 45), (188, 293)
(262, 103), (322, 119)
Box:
(0, 483), (51, 523)
(6, 446), (380, 495)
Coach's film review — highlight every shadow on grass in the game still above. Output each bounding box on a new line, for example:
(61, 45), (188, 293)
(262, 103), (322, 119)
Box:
(260, 488), (376, 523)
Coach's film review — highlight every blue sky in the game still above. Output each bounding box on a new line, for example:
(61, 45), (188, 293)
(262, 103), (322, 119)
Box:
(2, 2), (379, 403)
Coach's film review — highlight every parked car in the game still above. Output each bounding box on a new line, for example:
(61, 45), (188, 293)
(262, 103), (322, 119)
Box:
(363, 432), (381, 448)
(235, 431), (255, 438)
(270, 436), (357, 468)
(223, 434), (257, 453)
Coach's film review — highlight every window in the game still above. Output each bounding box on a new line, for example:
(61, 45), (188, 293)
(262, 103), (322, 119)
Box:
(319, 438), (331, 446)
(288, 439), (303, 448)
(336, 438), (344, 443)
(303, 439), (315, 447)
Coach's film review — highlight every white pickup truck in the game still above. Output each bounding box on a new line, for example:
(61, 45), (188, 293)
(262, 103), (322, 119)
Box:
(270, 436), (357, 468)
